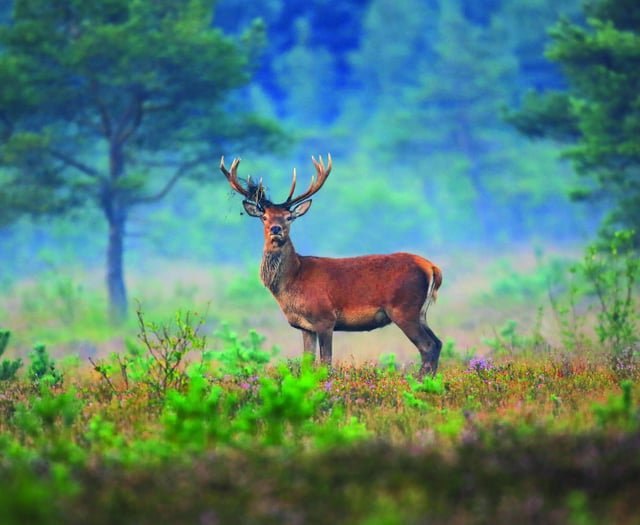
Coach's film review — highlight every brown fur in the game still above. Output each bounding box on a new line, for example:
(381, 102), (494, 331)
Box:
(254, 205), (443, 374)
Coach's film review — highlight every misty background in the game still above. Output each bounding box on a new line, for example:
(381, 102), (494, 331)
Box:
(0, 0), (605, 344)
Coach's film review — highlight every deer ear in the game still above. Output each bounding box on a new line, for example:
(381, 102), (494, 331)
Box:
(242, 201), (264, 217)
(291, 200), (312, 219)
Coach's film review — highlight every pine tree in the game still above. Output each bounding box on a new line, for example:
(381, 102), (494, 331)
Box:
(507, 0), (640, 244)
(0, 0), (284, 322)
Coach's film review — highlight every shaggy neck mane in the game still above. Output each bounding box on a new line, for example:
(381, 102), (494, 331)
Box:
(260, 242), (298, 295)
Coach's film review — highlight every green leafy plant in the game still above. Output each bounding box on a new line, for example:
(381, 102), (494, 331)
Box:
(438, 337), (477, 365)
(549, 267), (592, 353)
(223, 273), (272, 307)
(579, 230), (639, 354)
(592, 380), (638, 431)
(402, 373), (446, 411)
(27, 343), (63, 387)
(482, 314), (548, 356)
(0, 330), (23, 381)
(487, 255), (568, 303)
(162, 354), (369, 452)
(212, 323), (277, 378)
(91, 306), (210, 400)
(162, 374), (230, 453)
(254, 356), (329, 446)
(553, 230), (640, 360)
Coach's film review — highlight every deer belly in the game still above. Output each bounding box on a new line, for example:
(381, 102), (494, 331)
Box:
(334, 307), (391, 332)
(286, 314), (316, 332)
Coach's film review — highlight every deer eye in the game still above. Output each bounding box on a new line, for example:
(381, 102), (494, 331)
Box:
(286, 215), (293, 222)
(260, 215), (267, 222)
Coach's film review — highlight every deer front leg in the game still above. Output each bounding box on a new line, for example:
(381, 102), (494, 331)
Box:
(301, 329), (317, 359)
(317, 329), (334, 367)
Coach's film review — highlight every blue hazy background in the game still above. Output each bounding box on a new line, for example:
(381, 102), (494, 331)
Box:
(1, 0), (598, 298)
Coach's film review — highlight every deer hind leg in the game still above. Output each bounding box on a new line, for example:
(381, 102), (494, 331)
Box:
(418, 324), (442, 375)
(389, 312), (442, 375)
(301, 329), (317, 359)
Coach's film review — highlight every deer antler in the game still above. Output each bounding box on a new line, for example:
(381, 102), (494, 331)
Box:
(280, 154), (332, 208)
(220, 156), (266, 205)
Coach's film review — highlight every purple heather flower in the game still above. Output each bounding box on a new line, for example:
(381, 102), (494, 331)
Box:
(469, 357), (494, 372)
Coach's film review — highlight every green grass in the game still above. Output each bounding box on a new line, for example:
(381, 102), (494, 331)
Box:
(1, 319), (640, 524)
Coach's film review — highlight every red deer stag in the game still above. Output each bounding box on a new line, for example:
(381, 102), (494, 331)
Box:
(220, 154), (443, 374)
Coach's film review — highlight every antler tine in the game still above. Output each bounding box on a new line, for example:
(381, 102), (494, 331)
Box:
(220, 156), (249, 196)
(220, 156), (267, 204)
(285, 167), (298, 203)
(282, 153), (332, 207)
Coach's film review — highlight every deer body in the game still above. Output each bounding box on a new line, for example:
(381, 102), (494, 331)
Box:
(221, 155), (443, 373)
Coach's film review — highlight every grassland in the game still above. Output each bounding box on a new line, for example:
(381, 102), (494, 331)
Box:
(1, 245), (639, 524)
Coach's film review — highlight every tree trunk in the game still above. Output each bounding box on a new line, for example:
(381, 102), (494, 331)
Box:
(104, 140), (129, 325)
(106, 212), (127, 324)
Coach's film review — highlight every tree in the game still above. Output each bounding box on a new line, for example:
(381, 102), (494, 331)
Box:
(345, 0), (523, 241)
(507, 0), (640, 245)
(0, 0), (284, 323)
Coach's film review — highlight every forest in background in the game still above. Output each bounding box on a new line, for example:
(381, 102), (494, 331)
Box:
(0, 0), (601, 286)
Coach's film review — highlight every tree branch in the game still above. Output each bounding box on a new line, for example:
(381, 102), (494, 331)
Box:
(114, 93), (143, 144)
(130, 156), (207, 206)
(90, 79), (113, 138)
(47, 148), (103, 178)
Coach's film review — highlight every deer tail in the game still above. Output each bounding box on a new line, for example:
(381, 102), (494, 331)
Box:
(420, 263), (442, 322)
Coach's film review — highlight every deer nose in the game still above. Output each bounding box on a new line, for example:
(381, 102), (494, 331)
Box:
(270, 225), (282, 235)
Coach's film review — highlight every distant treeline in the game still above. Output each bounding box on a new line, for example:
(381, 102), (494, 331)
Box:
(0, 0), (599, 280)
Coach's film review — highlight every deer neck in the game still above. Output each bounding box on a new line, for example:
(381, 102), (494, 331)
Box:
(260, 239), (300, 295)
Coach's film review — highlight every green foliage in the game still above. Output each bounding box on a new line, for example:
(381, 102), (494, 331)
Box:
(133, 307), (208, 392)
(163, 351), (367, 452)
(402, 373), (446, 411)
(548, 230), (639, 368)
(212, 323), (277, 377)
(592, 380), (638, 431)
(1, 337), (640, 523)
(27, 343), (63, 387)
(0, 0), (285, 321)
(0, 442), (77, 525)
(486, 254), (569, 303)
(0, 356), (22, 381)
(253, 356), (328, 447)
(91, 306), (210, 400)
(549, 268), (593, 354)
(10, 269), (113, 342)
(2, 384), (83, 524)
(439, 337), (476, 364)
(161, 375), (229, 453)
(334, 0), (586, 247)
(406, 373), (446, 396)
(223, 273), (272, 308)
(1, 0), (597, 278)
(576, 230), (639, 354)
(482, 314), (548, 356)
(566, 491), (597, 525)
(509, 0), (640, 242)
(0, 329), (23, 381)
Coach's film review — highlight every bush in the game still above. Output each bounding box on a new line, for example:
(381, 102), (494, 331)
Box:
(0, 330), (23, 381)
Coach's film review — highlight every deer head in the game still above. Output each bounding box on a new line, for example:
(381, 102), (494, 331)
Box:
(220, 155), (332, 248)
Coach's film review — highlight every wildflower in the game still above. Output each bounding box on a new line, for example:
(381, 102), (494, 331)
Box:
(469, 357), (494, 372)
